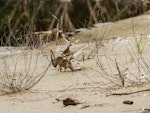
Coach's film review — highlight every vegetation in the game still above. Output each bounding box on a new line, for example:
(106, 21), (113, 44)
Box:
(0, 0), (149, 96)
(0, 0), (149, 46)
(0, 50), (51, 94)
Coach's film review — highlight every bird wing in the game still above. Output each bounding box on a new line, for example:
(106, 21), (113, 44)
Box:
(73, 44), (88, 57)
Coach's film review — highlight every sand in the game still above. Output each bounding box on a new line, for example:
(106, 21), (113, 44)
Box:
(0, 14), (150, 113)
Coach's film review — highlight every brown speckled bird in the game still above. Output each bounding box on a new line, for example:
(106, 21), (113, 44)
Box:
(50, 49), (74, 72)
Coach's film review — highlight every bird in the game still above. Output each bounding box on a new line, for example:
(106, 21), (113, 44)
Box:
(50, 49), (74, 72)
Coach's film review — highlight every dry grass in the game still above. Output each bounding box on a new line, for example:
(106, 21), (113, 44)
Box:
(0, 43), (51, 95)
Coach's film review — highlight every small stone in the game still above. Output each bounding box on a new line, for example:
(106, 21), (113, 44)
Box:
(123, 100), (133, 105)
(63, 98), (80, 106)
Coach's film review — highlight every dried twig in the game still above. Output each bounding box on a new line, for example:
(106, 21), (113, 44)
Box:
(110, 88), (150, 96)
(115, 59), (125, 87)
(50, 13), (60, 45)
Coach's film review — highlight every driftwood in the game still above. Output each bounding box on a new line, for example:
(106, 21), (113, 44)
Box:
(32, 28), (58, 42)
(61, 33), (74, 59)
(26, 28), (61, 47)
(61, 33), (88, 59)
